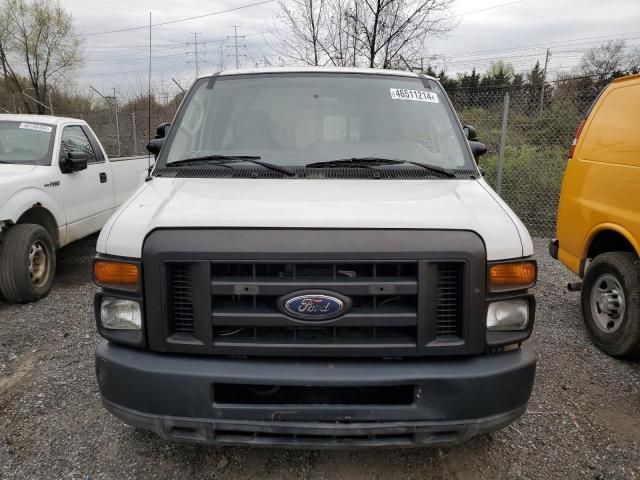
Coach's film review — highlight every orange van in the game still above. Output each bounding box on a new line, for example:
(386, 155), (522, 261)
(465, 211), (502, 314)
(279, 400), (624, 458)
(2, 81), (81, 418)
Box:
(551, 74), (640, 357)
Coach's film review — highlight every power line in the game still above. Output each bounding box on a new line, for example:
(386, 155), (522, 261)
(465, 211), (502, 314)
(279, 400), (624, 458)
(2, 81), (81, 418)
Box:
(80, 0), (275, 37)
(434, 31), (640, 57)
(455, 0), (528, 17)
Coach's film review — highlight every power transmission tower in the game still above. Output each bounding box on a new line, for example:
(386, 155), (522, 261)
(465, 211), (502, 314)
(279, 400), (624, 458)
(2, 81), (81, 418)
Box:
(187, 32), (206, 78)
(227, 26), (246, 69)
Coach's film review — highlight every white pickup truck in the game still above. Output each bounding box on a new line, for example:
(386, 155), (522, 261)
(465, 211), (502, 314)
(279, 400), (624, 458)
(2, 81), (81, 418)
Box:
(0, 114), (150, 303)
(94, 68), (538, 448)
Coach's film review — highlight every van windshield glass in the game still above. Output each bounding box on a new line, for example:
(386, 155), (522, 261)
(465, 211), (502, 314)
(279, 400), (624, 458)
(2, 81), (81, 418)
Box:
(0, 121), (56, 165)
(164, 74), (471, 170)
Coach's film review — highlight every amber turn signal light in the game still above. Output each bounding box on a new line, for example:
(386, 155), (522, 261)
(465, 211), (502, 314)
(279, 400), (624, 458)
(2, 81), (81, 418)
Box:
(94, 260), (139, 289)
(489, 261), (537, 292)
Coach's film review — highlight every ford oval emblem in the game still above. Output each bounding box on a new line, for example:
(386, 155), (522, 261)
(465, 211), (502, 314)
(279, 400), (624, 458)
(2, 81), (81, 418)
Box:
(279, 291), (351, 321)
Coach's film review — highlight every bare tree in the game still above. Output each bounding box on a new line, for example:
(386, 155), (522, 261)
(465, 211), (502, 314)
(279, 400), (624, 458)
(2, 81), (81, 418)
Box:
(0, 0), (83, 114)
(272, 0), (329, 66)
(579, 40), (640, 82)
(355, 0), (455, 68)
(272, 0), (455, 69)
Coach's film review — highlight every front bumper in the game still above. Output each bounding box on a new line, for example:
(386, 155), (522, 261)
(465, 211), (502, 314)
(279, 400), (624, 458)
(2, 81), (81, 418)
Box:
(96, 341), (536, 448)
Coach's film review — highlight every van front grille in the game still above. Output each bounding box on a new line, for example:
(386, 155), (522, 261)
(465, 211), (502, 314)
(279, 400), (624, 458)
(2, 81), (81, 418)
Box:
(161, 259), (467, 356)
(210, 261), (420, 356)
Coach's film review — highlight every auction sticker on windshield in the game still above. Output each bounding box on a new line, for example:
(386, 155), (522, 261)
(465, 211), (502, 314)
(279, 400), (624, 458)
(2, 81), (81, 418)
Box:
(18, 122), (53, 133)
(390, 88), (439, 103)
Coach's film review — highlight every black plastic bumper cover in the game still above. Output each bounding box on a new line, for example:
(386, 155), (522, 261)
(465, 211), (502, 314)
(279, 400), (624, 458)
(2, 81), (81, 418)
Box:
(96, 341), (536, 447)
(549, 238), (559, 259)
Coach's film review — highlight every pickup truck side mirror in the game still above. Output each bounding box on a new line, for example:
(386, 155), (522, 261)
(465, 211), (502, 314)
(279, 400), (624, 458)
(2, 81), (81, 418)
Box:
(146, 138), (164, 158)
(60, 151), (89, 173)
(155, 123), (171, 139)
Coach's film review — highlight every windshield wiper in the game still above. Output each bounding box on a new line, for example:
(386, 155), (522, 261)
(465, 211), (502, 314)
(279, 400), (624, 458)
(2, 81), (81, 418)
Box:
(167, 155), (296, 177)
(305, 157), (456, 177)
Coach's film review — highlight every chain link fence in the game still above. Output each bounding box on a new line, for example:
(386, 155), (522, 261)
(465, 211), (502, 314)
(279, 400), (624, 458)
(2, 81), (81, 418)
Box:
(59, 108), (174, 158)
(449, 79), (595, 237)
(62, 78), (598, 238)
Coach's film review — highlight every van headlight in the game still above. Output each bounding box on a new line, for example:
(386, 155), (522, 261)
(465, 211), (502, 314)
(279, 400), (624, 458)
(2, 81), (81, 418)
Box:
(487, 299), (529, 331)
(100, 297), (141, 330)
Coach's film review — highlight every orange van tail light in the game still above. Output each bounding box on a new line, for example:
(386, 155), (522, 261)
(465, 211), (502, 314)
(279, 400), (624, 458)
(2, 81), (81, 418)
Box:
(568, 119), (585, 159)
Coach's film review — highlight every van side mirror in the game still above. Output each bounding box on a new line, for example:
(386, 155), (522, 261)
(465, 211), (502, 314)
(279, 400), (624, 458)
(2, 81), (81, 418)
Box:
(60, 151), (88, 173)
(469, 141), (488, 161)
(146, 138), (164, 157)
(155, 123), (171, 139)
(463, 125), (487, 162)
(463, 125), (478, 141)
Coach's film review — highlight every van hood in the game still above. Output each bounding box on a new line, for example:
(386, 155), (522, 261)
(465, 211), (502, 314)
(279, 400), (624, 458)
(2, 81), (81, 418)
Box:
(98, 177), (532, 260)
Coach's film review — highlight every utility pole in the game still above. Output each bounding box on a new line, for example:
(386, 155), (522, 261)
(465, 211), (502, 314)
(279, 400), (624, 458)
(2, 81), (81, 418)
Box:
(539, 48), (551, 114)
(187, 32), (207, 78)
(191, 32), (201, 77)
(113, 88), (121, 157)
(227, 26), (246, 69)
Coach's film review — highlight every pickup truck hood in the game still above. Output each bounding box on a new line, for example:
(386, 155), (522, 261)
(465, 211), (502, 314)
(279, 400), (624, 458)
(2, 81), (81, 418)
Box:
(99, 177), (532, 260)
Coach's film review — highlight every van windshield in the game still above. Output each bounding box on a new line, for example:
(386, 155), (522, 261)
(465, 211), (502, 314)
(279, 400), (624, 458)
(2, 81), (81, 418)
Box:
(0, 121), (56, 165)
(163, 73), (473, 171)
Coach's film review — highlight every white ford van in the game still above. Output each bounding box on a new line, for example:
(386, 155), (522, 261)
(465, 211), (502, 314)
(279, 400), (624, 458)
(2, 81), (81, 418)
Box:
(93, 68), (537, 448)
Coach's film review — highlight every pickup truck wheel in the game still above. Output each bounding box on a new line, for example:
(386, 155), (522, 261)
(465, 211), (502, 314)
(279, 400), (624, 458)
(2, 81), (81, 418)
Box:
(0, 224), (56, 303)
(581, 252), (640, 357)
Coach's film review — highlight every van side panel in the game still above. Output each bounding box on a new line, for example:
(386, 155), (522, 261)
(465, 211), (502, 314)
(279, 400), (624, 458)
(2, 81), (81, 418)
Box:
(556, 78), (640, 275)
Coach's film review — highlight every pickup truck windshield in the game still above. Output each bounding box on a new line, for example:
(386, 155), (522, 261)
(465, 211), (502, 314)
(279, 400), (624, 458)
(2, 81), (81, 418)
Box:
(163, 73), (472, 170)
(0, 121), (56, 165)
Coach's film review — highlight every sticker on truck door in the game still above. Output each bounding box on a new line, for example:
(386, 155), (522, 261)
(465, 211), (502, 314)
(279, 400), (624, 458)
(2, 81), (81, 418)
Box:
(389, 88), (439, 103)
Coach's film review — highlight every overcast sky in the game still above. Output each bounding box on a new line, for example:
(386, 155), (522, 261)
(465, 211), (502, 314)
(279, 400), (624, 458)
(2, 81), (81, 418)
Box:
(63, 0), (640, 99)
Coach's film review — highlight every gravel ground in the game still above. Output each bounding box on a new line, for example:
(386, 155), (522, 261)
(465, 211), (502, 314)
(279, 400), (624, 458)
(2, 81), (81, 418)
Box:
(0, 236), (639, 480)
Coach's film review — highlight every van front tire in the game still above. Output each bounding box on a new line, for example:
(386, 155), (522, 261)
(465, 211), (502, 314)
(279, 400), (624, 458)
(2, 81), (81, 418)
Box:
(0, 224), (56, 303)
(581, 252), (640, 357)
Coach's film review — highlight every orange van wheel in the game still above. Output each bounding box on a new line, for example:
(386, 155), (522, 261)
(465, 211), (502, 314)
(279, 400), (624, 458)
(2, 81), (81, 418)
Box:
(581, 252), (640, 357)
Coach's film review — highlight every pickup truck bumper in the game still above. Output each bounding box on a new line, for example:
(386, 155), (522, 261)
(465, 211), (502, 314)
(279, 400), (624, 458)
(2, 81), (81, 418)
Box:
(96, 341), (536, 448)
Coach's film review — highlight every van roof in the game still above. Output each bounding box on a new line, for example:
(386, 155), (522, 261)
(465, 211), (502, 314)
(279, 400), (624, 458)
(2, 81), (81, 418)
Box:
(211, 66), (437, 81)
(612, 73), (640, 84)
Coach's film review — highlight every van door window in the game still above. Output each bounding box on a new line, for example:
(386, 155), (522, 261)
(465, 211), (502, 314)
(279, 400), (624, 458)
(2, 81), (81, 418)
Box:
(580, 84), (640, 166)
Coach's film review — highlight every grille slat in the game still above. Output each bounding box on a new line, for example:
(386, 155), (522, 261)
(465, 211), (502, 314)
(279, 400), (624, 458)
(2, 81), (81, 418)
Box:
(211, 277), (418, 296)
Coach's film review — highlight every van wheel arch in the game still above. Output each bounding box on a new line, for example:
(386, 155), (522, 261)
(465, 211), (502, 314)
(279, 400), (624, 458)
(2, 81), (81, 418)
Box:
(587, 229), (637, 259)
